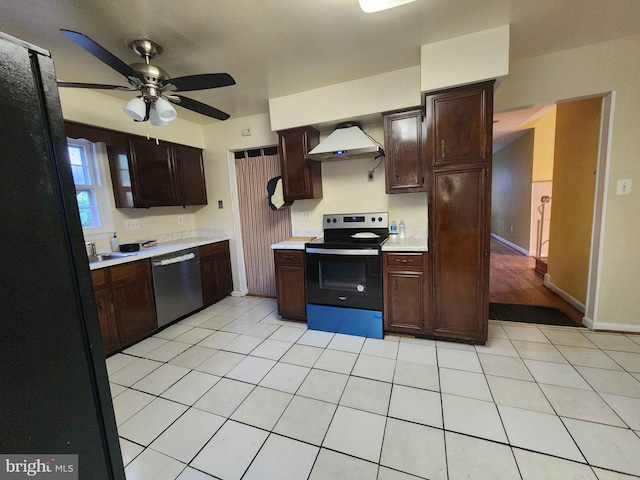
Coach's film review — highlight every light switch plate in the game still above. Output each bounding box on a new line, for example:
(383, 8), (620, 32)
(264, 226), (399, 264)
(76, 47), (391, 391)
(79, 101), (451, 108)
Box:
(616, 179), (632, 195)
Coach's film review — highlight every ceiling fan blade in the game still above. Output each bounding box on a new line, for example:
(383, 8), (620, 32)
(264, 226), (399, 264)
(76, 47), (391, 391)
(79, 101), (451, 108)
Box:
(60, 29), (139, 79)
(174, 95), (230, 121)
(57, 81), (134, 91)
(167, 73), (236, 92)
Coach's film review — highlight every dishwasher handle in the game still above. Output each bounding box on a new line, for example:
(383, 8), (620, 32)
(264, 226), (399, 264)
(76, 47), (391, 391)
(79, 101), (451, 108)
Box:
(153, 252), (196, 267)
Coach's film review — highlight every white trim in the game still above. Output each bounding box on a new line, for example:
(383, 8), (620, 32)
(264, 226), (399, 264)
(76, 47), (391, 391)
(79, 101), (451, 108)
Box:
(227, 151), (249, 294)
(543, 273), (585, 313)
(67, 140), (115, 238)
(585, 91), (615, 326)
(592, 320), (640, 334)
(581, 316), (594, 330)
(491, 233), (529, 256)
(231, 289), (250, 297)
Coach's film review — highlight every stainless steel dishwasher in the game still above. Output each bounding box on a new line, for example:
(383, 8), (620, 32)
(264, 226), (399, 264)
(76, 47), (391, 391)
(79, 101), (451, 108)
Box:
(152, 247), (203, 328)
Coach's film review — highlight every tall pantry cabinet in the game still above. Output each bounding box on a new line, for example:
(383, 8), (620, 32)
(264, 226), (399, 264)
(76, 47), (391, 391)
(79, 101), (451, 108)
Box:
(425, 81), (494, 343)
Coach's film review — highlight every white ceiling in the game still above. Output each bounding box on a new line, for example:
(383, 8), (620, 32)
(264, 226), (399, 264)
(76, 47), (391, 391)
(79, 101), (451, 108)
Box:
(2, 0), (639, 126)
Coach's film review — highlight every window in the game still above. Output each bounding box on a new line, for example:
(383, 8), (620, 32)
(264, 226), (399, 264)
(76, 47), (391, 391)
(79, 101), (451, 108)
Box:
(66, 139), (114, 237)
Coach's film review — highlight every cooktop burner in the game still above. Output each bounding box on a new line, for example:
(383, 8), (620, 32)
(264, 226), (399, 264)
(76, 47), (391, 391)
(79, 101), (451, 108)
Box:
(306, 212), (389, 249)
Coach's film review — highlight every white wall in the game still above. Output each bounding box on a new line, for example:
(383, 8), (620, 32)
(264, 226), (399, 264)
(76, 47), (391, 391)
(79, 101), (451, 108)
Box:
(494, 33), (640, 329)
(269, 67), (421, 131)
(421, 25), (510, 92)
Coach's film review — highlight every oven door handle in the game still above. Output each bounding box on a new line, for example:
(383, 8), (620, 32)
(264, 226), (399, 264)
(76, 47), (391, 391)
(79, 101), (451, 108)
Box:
(306, 247), (379, 256)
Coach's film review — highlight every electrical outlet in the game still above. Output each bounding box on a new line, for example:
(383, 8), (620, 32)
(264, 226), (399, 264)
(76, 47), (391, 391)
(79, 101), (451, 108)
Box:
(368, 171), (374, 182)
(124, 219), (140, 231)
(617, 179), (632, 195)
(298, 212), (311, 221)
(177, 215), (184, 225)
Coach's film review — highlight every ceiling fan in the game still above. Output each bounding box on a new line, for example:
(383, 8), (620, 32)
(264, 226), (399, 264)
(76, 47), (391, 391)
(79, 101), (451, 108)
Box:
(57, 29), (235, 125)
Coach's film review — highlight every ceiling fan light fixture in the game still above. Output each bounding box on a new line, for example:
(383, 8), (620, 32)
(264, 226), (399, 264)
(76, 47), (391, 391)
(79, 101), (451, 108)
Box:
(123, 96), (146, 121)
(149, 105), (168, 127)
(155, 97), (177, 121)
(358, 0), (416, 13)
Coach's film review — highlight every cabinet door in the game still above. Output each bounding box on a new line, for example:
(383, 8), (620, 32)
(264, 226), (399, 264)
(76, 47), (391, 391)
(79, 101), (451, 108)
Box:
(94, 290), (120, 356)
(278, 126), (321, 201)
(173, 144), (207, 206)
(384, 270), (426, 333)
(112, 279), (157, 345)
(426, 82), (493, 167)
(275, 264), (306, 320)
(430, 167), (489, 343)
(201, 254), (233, 305)
(128, 137), (176, 206)
(384, 108), (426, 193)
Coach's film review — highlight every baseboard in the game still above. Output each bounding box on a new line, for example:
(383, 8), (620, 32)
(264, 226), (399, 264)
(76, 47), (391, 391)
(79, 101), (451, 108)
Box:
(231, 289), (249, 297)
(582, 316), (594, 330)
(592, 320), (640, 334)
(543, 273), (586, 313)
(491, 233), (529, 256)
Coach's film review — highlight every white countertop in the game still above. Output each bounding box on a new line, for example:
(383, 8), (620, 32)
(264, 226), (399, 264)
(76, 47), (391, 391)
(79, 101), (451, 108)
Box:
(382, 235), (428, 252)
(89, 236), (230, 270)
(271, 235), (428, 252)
(271, 241), (307, 250)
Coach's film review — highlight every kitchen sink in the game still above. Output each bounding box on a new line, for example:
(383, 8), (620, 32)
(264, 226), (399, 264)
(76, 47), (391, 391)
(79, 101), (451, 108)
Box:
(88, 252), (136, 263)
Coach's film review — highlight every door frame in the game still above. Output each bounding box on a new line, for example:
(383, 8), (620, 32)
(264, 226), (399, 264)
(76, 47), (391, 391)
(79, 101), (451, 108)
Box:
(583, 91), (615, 330)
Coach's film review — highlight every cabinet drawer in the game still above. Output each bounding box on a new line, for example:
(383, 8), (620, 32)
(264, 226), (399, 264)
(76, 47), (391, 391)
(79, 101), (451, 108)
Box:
(274, 250), (304, 265)
(200, 241), (229, 259)
(385, 253), (424, 269)
(91, 269), (108, 290)
(109, 259), (149, 284)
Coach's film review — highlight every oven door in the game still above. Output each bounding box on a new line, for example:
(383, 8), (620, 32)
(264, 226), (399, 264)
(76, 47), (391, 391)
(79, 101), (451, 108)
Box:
(305, 247), (382, 311)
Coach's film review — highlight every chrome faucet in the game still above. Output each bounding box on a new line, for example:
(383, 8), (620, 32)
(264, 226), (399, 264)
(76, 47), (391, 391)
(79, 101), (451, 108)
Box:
(85, 242), (97, 257)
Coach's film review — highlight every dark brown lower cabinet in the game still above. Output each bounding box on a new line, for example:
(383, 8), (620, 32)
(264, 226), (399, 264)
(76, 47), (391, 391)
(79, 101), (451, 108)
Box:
(200, 241), (233, 306)
(429, 166), (489, 343)
(91, 260), (157, 356)
(383, 252), (429, 335)
(274, 249), (307, 321)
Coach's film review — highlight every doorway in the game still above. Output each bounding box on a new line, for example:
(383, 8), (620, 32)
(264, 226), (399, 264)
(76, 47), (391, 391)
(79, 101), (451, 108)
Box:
(233, 147), (292, 297)
(490, 94), (611, 327)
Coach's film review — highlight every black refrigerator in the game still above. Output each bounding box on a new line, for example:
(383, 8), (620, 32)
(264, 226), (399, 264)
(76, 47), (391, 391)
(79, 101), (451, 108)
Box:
(0, 31), (124, 478)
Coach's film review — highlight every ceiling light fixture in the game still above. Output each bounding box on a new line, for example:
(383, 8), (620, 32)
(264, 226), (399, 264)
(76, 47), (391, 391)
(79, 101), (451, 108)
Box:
(358, 0), (416, 13)
(123, 96), (147, 121)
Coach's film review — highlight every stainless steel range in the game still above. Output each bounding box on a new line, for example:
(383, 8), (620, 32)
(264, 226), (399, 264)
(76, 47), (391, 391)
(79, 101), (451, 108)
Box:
(305, 212), (389, 339)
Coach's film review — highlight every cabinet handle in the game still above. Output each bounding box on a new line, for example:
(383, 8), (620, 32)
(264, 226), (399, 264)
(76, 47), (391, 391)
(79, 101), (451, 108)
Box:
(121, 294), (127, 307)
(282, 255), (294, 259)
(396, 258), (413, 263)
(441, 139), (446, 158)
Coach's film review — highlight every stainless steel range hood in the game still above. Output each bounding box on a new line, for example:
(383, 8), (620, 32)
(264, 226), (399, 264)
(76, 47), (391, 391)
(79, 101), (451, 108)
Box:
(306, 122), (384, 161)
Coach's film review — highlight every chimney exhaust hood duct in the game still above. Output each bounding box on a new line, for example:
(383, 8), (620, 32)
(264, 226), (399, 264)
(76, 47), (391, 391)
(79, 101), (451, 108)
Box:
(306, 122), (384, 161)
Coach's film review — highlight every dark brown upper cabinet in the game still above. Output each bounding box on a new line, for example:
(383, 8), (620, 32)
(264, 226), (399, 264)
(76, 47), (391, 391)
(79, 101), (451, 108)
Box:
(383, 107), (426, 194)
(108, 137), (207, 208)
(278, 126), (322, 201)
(426, 82), (493, 168)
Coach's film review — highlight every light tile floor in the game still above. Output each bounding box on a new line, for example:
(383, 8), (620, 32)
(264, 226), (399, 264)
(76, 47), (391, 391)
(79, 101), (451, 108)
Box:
(107, 296), (640, 480)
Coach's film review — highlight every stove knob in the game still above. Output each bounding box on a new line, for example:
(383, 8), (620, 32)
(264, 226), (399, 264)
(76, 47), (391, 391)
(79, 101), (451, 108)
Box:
(378, 217), (383, 222)
(332, 218), (337, 223)
(371, 217), (376, 222)
(326, 218), (331, 224)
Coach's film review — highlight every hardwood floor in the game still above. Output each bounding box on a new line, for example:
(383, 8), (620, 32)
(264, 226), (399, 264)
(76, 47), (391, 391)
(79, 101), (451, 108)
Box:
(489, 237), (584, 324)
